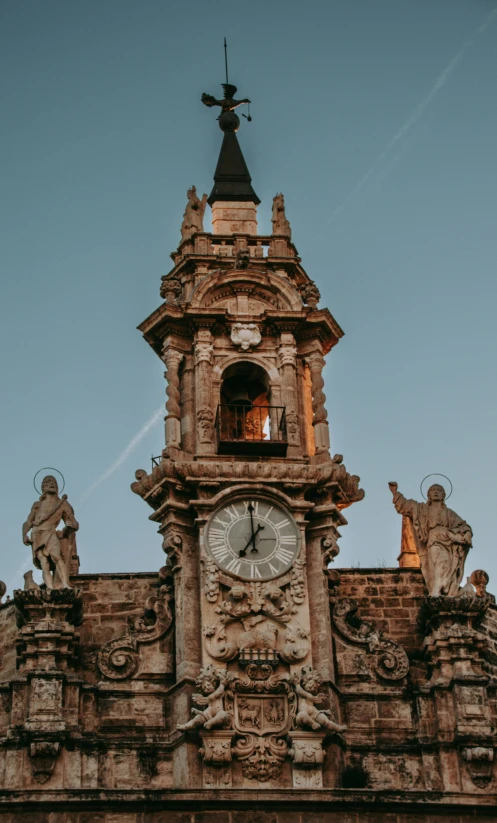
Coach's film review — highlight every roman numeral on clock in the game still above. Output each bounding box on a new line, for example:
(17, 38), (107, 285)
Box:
(225, 557), (242, 575)
(275, 546), (295, 564)
(280, 535), (297, 545)
(210, 544), (230, 562)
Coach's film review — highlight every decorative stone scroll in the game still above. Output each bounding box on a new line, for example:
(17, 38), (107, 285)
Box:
(98, 577), (173, 680)
(331, 598), (409, 681)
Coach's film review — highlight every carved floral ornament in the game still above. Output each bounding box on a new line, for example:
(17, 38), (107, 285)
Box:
(178, 664), (345, 781)
(230, 323), (261, 351)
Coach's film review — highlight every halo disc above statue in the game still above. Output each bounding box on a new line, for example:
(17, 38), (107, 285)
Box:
(33, 467), (65, 496)
(420, 473), (453, 501)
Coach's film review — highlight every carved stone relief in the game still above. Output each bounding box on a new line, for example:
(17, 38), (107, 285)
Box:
(231, 323), (261, 351)
(98, 575), (174, 680)
(179, 664), (343, 783)
(331, 598), (409, 681)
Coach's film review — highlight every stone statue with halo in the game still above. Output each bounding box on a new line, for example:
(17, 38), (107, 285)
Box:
(388, 480), (472, 597)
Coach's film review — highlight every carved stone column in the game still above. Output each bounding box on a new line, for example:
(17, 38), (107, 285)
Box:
(419, 595), (494, 790)
(9, 588), (83, 785)
(180, 353), (195, 454)
(278, 333), (300, 455)
(195, 330), (215, 454)
(306, 349), (330, 456)
(304, 497), (345, 684)
(162, 343), (184, 450)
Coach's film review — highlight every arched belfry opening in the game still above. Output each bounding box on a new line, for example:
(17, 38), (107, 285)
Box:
(216, 361), (287, 456)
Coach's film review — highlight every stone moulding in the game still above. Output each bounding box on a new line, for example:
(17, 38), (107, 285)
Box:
(331, 598), (409, 681)
(131, 454), (365, 511)
(97, 582), (173, 680)
(417, 594), (491, 633)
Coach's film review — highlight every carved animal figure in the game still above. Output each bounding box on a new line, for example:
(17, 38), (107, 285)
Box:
(265, 700), (284, 726)
(238, 698), (260, 728)
(237, 621), (278, 651)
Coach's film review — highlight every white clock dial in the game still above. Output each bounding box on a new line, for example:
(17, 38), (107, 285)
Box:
(205, 498), (300, 581)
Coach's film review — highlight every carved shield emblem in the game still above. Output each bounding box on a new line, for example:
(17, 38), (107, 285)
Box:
(234, 694), (288, 736)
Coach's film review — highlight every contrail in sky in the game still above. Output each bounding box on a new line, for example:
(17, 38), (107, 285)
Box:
(78, 407), (164, 503)
(323, 7), (497, 229)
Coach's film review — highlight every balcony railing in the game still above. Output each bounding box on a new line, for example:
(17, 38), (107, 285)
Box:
(215, 404), (288, 456)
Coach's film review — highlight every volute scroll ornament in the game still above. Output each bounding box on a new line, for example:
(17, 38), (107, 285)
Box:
(97, 579), (173, 680)
(332, 598), (409, 681)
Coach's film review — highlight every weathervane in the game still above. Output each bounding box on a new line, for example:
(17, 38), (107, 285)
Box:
(201, 38), (252, 132)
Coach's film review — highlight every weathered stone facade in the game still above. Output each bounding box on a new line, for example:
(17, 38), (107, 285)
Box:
(1, 83), (495, 819)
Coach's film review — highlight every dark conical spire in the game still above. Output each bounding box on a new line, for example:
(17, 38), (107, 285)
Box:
(208, 128), (260, 206)
(201, 81), (260, 206)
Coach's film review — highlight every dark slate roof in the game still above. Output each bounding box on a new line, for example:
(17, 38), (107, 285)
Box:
(208, 130), (260, 206)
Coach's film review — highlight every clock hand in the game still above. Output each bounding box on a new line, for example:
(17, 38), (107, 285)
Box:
(239, 523), (265, 556)
(250, 523), (265, 553)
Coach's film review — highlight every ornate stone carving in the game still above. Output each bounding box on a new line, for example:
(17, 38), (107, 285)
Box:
(271, 193), (291, 238)
(204, 558), (220, 603)
(462, 746), (494, 787)
(160, 276), (182, 303)
(469, 569), (490, 597)
(131, 456), (365, 511)
(230, 323), (261, 351)
(234, 248), (250, 269)
(321, 535), (339, 569)
(197, 407), (214, 443)
(22, 475), (79, 590)
(29, 741), (61, 784)
(98, 579), (173, 680)
(228, 669), (296, 781)
(180, 185), (207, 240)
(162, 345), (184, 448)
(332, 598), (410, 681)
(195, 341), (214, 364)
(278, 342), (297, 368)
(290, 558), (306, 605)
(204, 582), (310, 665)
(162, 533), (183, 571)
(299, 281), (320, 309)
(232, 734), (288, 781)
(306, 351), (327, 425)
(15, 586), (82, 630)
(177, 665), (234, 731)
(293, 667), (346, 733)
(389, 481), (473, 597)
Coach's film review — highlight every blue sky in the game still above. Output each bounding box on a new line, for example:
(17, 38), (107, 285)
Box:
(1, 0), (496, 594)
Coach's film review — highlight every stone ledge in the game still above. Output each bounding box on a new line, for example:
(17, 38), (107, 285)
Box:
(0, 788), (496, 810)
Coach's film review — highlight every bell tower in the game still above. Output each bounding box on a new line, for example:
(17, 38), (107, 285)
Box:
(132, 80), (364, 790)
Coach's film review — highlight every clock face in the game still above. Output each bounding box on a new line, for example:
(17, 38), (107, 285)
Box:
(204, 498), (300, 581)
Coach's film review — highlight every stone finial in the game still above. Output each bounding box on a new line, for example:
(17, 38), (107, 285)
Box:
(271, 193), (291, 238)
(469, 569), (490, 597)
(180, 185), (208, 241)
(388, 481), (472, 598)
(22, 475), (79, 590)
